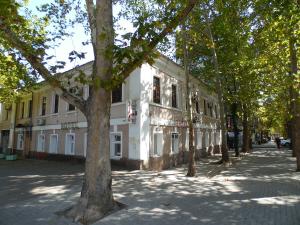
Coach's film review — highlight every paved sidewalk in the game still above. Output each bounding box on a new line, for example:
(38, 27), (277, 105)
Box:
(0, 147), (299, 225)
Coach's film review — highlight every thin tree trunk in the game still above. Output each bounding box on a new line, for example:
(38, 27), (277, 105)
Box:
(183, 24), (196, 177)
(205, 15), (229, 164)
(242, 104), (250, 153)
(289, 37), (300, 170)
(232, 102), (239, 157)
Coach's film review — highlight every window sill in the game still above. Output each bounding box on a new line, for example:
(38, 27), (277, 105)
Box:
(111, 102), (125, 106)
(150, 103), (182, 112)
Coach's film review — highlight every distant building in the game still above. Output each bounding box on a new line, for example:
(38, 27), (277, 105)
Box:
(0, 55), (222, 170)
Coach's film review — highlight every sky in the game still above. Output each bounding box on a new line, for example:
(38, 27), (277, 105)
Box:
(26, 0), (134, 72)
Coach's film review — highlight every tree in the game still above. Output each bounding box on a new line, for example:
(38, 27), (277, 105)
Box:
(0, 0), (198, 223)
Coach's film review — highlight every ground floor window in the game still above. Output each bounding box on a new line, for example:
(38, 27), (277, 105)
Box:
(153, 132), (163, 156)
(171, 133), (179, 153)
(49, 134), (58, 154)
(185, 130), (189, 151)
(37, 134), (45, 152)
(196, 130), (202, 149)
(65, 133), (75, 155)
(17, 133), (24, 150)
(110, 133), (122, 157)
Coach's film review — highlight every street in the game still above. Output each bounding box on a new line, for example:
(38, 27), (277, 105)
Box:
(0, 144), (299, 225)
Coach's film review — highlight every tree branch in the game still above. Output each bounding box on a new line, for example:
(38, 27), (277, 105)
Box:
(118, 0), (198, 81)
(0, 20), (86, 113)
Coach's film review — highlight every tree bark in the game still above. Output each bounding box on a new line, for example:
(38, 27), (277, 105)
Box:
(205, 14), (229, 163)
(242, 104), (250, 153)
(232, 102), (240, 157)
(64, 0), (116, 223)
(183, 24), (196, 177)
(289, 37), (300, 170)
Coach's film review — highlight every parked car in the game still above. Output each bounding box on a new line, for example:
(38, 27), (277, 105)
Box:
(280, 138), (291, 147)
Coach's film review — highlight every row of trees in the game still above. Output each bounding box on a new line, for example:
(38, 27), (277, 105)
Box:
(0, 0), (299, 223)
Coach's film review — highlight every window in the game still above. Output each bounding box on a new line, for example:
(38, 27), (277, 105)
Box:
(28, 100), (32, 118)
(203, 99), (207, 115)
(208, 103), (213, 117)
(215, 105), (218, 118)
(37, 134), (45, 152)
(185, 130), (190, 150)
(153, 77), (161, 104)
(171, 84), (177, 108)
(112, 85), (122, 103)
(171, 133), (179, 153)
(110, 133), (122, 157)
(20, 102), (25, 119)
(195, 100), (200, 114)
(65, 133), (75, 155)
(68, 103), (75, 111)
(52, 94), (59, 114)
(49, 134), (58, 153)
(196, 130), (202, 149)
(17, 133), (24, 150)
(41, 97), (47, 116)
(153, 132), (163, 155)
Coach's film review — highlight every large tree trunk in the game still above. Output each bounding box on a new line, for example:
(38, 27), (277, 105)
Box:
(65, 0), (116, 223)
(242, 105), (250, 153)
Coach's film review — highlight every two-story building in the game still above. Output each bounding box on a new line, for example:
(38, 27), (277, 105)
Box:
(0, 55), (222, 170)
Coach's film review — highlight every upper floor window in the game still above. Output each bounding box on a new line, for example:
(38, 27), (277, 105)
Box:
(171, 84), (177, 108)
(203, 99), (207, 116)
(208, 102), (213, 117)
(112, 85), (122, 103)
(68, 103), (75, 111)
(20, 102), (25, 119)
(52, 94), (59, 114)
(195, 98), (200, 114)
(28, 100), (32, 118)
(153, 76), (160, 104)
(41, 97), (47, 116)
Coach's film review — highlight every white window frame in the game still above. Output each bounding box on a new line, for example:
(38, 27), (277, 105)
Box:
(37, 134), (45, 152)
(83, 85), (89, 100)
(49, 134), (58, 154)
(110, 132), (122, 158)
(17, 133), (24, 150)
(65, 133), (75, 155)
(153, 129), (163, 156)
(171, 132), (179, 154)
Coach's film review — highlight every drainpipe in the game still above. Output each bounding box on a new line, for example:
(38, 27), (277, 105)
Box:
(8, 102), (17, 154)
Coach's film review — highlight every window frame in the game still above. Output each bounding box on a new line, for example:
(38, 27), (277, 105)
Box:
(111, 84), (123, 104)
(49, 134), (59, 154)
(110, 132), (122, 158)
(65, 133), (75, 155)
(17, 133), (24, 150)
(41, 96), (47, 116)
(171, 84), (178, 108)
(153, 130), (163, 156)
(153, 76), (161, 104)
(52, 94), (59, 114)
(171, 132), (179, 154)
(37, 133), (45, 152)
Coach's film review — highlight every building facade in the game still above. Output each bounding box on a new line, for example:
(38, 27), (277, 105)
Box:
(0, 56), (222, 170)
